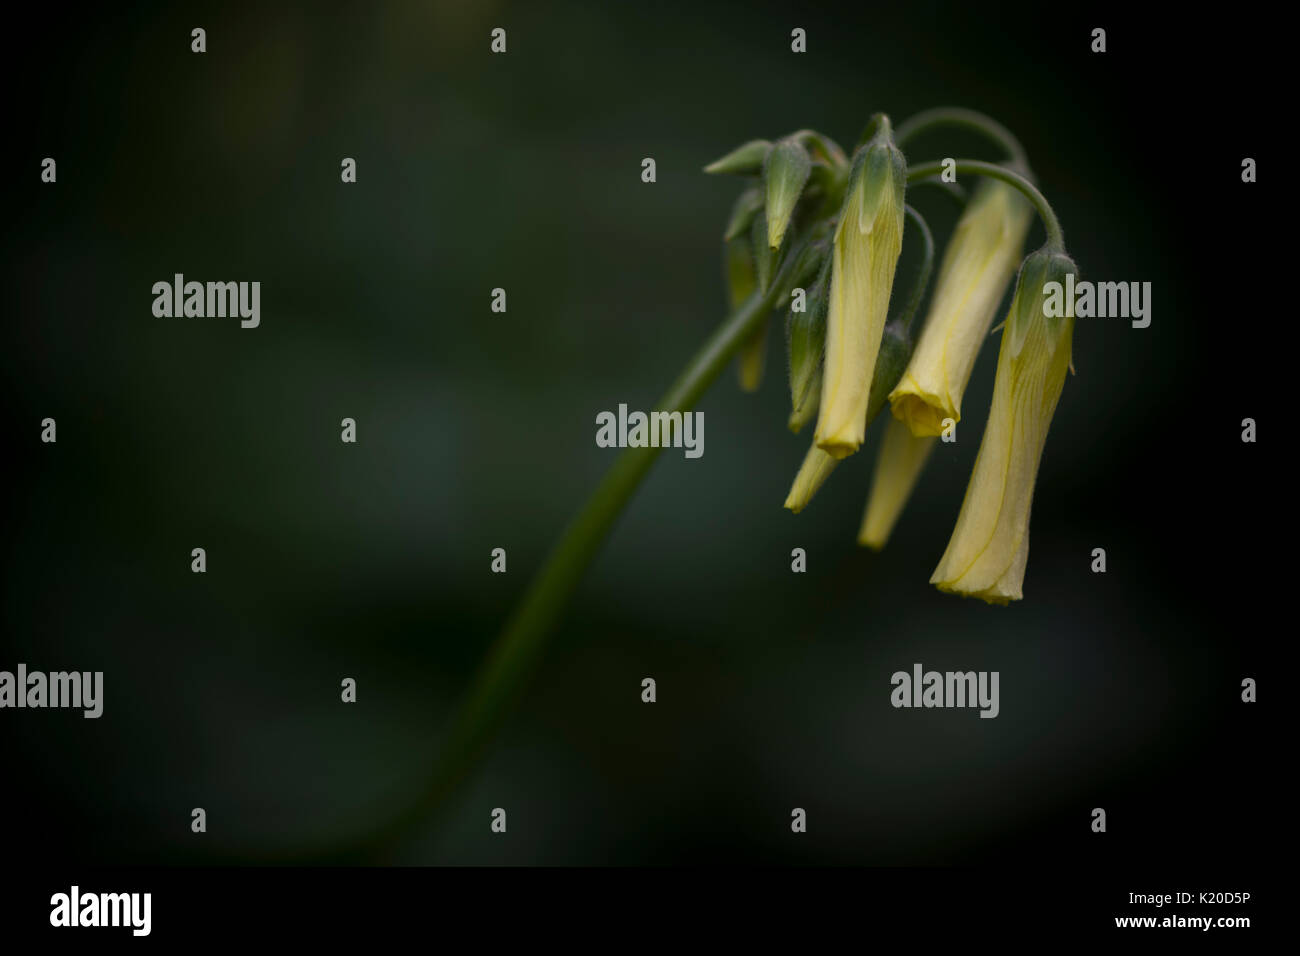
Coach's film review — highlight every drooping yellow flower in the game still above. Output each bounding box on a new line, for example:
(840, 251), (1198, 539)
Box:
(930, 248), (1076, 604)
(783, 318), (917, 514)
(813, 139), (905, 459)
(889, 180), (1031, 437)
(858, 417), (937, 549)
(783, 442), (839, 513)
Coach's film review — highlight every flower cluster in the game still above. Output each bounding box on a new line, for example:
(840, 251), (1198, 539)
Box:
(705, 109), (1077, 604)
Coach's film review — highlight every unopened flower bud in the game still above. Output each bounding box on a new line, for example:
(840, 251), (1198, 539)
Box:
(786, 256), (830, 432)
(764, 137), (813, 250)
(813, 127), (906, 459)
(729, 230), (766, 392)
(751, 208), (774, 295)
(737, 324), (768, 392)
(864, 320), (913, 426)
(725, 236), (756, 311)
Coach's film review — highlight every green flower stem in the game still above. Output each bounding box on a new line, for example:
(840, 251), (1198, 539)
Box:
(790, 128), (848, 169)
(896, 204), (935, 333)
(343, 249), (805, 861)
(895, 107), (1029, 171)
(907, 159), (1064, 251)
(909, 177), (968, 208)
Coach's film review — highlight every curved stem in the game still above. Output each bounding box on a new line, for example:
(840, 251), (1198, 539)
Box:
(790, 128), (848, 169)
(909, 176), (967, 208)
(906, 159), (1064, 251)
(895, 107), (1029, 171)
(895, 205), (934, 333)
(340, 246), (808, 861)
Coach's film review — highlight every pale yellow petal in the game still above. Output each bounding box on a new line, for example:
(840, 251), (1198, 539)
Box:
(858, 418), (937, 549)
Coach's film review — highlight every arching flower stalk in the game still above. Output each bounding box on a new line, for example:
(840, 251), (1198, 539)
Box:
(394, 108), (1087, 855)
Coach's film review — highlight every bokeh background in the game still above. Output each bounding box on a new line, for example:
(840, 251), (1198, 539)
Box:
(2, 0), (1280, 865)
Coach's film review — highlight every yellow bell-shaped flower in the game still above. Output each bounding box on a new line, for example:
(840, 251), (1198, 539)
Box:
(889, 180), (1031, 437)
(858, 417), (937, 549)
(783, 442), (839, 514)
(930, 248), (1076, 604)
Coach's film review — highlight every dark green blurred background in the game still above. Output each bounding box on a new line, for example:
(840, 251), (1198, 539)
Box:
(3, 1), (1279, 865)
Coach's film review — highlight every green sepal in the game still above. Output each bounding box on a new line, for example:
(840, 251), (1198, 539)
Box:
(724, 187), (764, 242)
(1007, 247), (1077, 359)
(704, 139), (772, 175)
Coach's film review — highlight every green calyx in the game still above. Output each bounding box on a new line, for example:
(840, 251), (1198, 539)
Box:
(1007, 247), (1077, 358)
